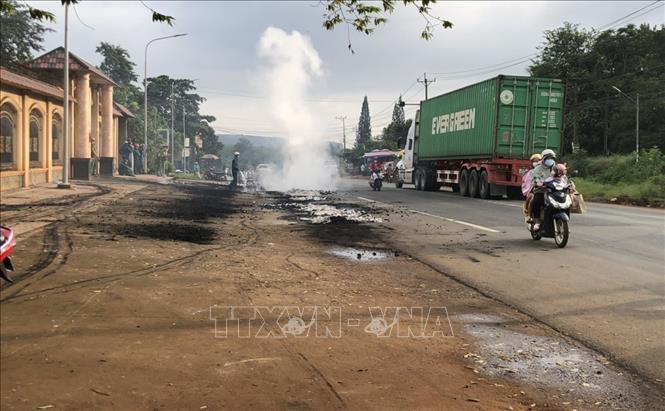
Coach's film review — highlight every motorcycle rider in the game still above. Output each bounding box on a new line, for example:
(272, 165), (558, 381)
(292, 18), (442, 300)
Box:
(530, 149), (557, 230)
(522, 153), (542, 222)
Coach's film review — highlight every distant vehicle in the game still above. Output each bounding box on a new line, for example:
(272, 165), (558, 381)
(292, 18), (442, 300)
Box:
(396, 75), (564, 199)
(369, 170), (384, 191)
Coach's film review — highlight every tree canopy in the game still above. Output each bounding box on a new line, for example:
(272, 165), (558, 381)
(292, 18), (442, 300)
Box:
(0, 0), (52, 69)
(356, 96), (372, 149)
(530, 22), (665, 155)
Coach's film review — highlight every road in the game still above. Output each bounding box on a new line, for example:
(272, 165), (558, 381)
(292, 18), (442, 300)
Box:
(338, 177), (665, 384)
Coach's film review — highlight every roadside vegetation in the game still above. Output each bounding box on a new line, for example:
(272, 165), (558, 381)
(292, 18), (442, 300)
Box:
(567, 147), (665, 204)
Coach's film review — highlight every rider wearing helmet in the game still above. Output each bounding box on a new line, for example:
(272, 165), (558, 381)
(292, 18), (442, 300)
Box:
(530, 149), (557, 229)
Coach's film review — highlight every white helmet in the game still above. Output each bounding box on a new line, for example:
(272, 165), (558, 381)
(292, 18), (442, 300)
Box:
(234, 152), (240, 156)
(541, 149), (556, 159)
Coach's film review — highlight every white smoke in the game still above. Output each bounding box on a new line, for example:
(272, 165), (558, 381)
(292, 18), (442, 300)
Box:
(256, 27), (338, 191)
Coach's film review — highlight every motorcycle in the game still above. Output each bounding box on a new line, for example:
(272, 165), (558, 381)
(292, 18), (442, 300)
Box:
(204, 169), (226, 181)
(1, 226), (16, 282)
(369, 170), (384, 191)
(528, 178), (572, 248)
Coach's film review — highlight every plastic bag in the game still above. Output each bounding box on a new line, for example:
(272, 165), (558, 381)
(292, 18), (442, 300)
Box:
(571, 193), (587, 214)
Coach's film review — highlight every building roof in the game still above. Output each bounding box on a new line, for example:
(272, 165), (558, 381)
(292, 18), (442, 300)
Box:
(27, 47), (118, 87)
(0, 66), (67, 101)
(113, 102), (136, 119)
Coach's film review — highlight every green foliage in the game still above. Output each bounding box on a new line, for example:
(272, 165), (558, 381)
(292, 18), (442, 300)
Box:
(573, 176), (665, 201)
(96, 43), (138, 85)
(566, 147), (665, 185)
(15, 0), (173, 26)
(530, 23), (665, 155)
(322, 0), (452, 50)
(380, 103), (411, 149)
(0, 0), (53, 68)
(356, 96), (372, 149)
(164, 160), (174, 175)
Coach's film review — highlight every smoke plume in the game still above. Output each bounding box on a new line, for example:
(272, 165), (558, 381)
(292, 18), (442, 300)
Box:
(256, 27), (338, 191)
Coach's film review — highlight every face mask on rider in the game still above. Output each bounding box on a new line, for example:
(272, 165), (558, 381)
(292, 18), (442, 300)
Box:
(544, 158), (555, 168)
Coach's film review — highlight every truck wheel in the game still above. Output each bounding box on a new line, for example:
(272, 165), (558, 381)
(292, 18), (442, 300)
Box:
(459, 169), (469, 196)
(469, 169), (480, 198)
(414, 169), (423, 191)
(478, 170), (490, 199)
(424, 170), (437, 191)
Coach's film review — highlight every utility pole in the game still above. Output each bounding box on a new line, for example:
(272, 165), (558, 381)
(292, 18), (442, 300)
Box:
(58, 3), (71, 189)
(335, 116), (347, 150)
(182, 106), (186, 171)
(171, 81), (175, 166)
(417, 72), (436, 100)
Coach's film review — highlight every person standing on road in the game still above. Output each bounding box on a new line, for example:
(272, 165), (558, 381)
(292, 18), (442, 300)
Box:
(530, 149), (557, 230)
(231, 152), (240, 188)
(193, 162), (201, 179)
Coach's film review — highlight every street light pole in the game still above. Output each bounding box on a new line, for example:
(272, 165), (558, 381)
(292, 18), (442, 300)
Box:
(611, 85), (640, 162)
(58, 3), (71, 189)
(144, 33), (187, 173)
(171, 80), (175, 166)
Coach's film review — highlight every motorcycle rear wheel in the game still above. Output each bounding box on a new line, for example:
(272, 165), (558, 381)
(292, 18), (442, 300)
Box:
(554, 219), (569, 248)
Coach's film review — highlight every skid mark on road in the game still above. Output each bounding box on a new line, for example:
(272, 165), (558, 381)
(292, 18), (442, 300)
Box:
(409, 210), (501, 233)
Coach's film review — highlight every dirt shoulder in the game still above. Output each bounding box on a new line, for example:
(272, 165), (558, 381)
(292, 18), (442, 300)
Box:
(0, 181), (659, 410)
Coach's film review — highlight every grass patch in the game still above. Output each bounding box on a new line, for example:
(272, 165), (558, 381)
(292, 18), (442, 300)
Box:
(565, 147), (665, 203)
(173, 172), (201, 181)
(573, 177), (665, 202)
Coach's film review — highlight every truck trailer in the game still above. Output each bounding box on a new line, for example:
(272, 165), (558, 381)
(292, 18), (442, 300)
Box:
(397, 75), (564, 199)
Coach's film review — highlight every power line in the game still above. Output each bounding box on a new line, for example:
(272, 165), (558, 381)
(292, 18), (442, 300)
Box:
(72, 3), (95, 30)
(596, 0), (663, 31)
(423, 0), (664, 80)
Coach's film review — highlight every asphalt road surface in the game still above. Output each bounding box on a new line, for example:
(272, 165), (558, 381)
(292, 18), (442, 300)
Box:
(338, 177), (665, 384)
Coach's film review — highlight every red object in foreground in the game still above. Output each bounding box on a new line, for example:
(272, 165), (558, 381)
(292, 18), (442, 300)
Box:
(0, 226), (16, 282)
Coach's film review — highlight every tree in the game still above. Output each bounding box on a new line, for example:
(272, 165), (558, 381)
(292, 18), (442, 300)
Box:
(96, 42), (137, 85)
(391, 101), (405, 124)
(530, 22), (595, 151)
(322, 0), (452, 52)
(96, 42), (141, 108)
(530, 23), (665, 155)
(356, 96), (371, 149)
(0, 0), (52, 69)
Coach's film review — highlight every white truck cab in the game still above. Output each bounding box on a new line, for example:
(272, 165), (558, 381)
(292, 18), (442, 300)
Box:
(396, 111), (418, 188)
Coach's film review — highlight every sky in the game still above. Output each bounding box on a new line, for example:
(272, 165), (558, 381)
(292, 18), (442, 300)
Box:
(32, 0), (665, 144)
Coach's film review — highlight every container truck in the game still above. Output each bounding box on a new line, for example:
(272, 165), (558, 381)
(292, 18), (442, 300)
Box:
(396, 75), (564, 199)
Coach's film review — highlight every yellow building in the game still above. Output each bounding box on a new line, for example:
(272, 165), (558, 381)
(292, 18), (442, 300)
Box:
(0, 47), (134, 191)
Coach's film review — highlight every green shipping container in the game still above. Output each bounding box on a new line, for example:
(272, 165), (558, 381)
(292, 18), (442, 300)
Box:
(416, 75), (564, 161)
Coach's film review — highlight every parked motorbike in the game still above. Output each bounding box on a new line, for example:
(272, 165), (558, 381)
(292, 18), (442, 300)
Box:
(204, 169), (226, 181)
(0, 226), (16, 282)
(369, 170), (384, 191)
(528, 179), (572, 248)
